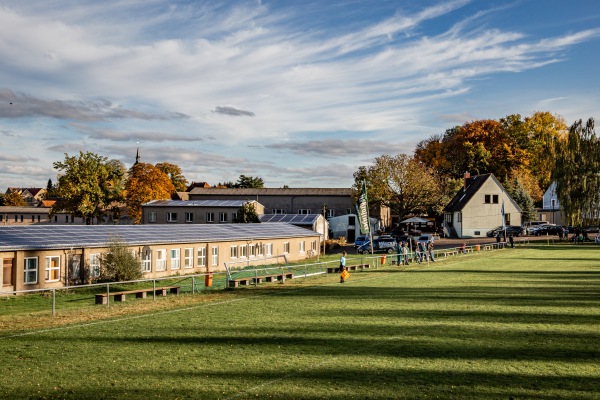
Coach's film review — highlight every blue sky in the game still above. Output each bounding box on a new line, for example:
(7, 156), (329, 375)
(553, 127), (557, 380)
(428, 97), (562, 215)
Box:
(1, 0), (599, 190)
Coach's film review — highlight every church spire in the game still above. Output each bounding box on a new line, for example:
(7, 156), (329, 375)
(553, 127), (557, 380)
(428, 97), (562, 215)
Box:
(135, 146), (140, 165)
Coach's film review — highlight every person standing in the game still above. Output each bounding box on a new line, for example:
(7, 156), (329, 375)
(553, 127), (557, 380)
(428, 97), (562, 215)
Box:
(395, 240), (402, 265)
(509, 234), (514, 248)
(402, 242), (409, 265)
(339, 251), (347, 283)
(428, 241), (435, 262)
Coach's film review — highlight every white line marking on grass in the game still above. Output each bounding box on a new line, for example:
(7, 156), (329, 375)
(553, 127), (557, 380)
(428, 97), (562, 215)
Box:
(0, 296), (249, 340)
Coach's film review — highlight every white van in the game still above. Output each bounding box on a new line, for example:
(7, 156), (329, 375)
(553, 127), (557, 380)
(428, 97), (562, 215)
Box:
(522, 221), (549, 234)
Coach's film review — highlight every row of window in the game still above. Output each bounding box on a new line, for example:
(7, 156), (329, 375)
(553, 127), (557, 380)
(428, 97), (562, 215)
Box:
(20, 240), (319, 284)
(148, 212), (238, 223)
(0, 214), (76, 223)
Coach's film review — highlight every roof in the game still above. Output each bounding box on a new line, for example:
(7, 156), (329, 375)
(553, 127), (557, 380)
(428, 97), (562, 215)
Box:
(188, 187), (353, 196)
(143, 199), (256, 208)
(0, 206), (51, 213)
(443, 173), (521, 212)
(259, 214), (321, 225)
(0, 223), (318, 251)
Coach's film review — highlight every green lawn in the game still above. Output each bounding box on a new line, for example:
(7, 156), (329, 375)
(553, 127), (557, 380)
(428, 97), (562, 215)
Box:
(1, 245), (599, 399)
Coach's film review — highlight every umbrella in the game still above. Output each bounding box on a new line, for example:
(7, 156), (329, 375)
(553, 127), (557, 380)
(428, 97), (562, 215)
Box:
(401, 216), (429, 224)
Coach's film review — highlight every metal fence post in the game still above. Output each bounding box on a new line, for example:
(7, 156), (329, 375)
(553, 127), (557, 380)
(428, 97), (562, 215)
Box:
(153, 280), (156, 300)
(52, 289), (56, 316)
(106, 283), (110, 308)
(192, 276), (195, 294)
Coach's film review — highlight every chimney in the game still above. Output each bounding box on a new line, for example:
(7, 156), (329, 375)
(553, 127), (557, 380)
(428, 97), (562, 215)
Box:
(464, 171), (470, 191)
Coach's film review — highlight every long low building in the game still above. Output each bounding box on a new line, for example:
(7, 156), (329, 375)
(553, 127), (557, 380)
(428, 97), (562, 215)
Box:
(0, 224), (320, 292)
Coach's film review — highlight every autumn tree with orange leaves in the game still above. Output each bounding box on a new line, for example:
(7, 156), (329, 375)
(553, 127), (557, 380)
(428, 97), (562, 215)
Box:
(125, 163), (175, 224)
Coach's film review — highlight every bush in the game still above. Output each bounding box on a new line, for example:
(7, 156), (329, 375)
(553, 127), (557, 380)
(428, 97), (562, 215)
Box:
(99, 236), (142, 282)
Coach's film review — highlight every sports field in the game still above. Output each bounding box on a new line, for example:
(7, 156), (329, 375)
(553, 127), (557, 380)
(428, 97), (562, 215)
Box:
(1, 245), (599, 399)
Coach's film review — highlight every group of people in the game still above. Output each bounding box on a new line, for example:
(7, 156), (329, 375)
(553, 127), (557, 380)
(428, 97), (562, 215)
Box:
(394, 239), (435, 265)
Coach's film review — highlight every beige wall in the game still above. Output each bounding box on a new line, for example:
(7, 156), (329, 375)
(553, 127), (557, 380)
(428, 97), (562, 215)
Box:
(0, 235), (320, 292)
(460, 179), (522, 237)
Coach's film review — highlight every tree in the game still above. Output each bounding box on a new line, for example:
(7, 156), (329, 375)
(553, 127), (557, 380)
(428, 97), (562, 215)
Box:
(353, 154), (442, 221)
(125, 162), (175, 224)
(236, 175), (264, 188)
(0, 193), (4, 206)
(4, 191), (27, 206)
(506, 177), (536, 222)
(45, 178), (58, 198)
(155, 162), (188, 192)
(553, 118), (600, 226)
(235, 201), (260, 223)
(99, 236), (142, 282)
(51, 152), (124, 224)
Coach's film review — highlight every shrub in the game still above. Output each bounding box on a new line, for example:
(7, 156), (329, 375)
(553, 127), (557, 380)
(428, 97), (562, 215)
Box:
(99, 236), (142, 282)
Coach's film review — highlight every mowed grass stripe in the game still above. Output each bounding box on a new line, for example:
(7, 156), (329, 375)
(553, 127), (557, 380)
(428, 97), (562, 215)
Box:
(0, 245), (599, 399)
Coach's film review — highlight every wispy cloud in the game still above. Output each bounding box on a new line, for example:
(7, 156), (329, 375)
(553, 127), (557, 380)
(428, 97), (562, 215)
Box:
(213, 106), (255, 117)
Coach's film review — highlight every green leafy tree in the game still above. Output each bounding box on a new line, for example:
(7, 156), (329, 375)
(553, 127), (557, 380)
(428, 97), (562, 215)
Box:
(0, 193), (4, 206)
(506, 177), (536, 222)
(125, 162), (175, 224)
(236, 175), (264, 188)
(235, 201), (260, 223)
(4, 191), (27, 206)
(155, 162), (188, 192)
(45, 178), (58, 198)
(553, 118), (600, 226)
(51, 152), (124, 224)
(99, 236), (142, 282)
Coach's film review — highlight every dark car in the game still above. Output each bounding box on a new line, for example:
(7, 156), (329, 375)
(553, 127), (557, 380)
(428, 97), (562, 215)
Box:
(357, 237), (397, 254)
(354, 235), (369, 248)
(584, 226), (600, 234)
(390, 228), (422, 239)
(533, 224), (563, 236)
(486, 225), (524, 237)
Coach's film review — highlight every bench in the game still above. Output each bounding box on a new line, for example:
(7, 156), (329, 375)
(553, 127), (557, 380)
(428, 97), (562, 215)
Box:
(444, 250), (458, 257)
(326, 264), (370, 274)
(95, 286), (180, 305)
(228, 272), (294, 288)
(484, 245), (492, 250)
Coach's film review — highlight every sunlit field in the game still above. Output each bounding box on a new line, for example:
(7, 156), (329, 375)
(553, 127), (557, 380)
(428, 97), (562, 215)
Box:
(1, 245), (599, 399)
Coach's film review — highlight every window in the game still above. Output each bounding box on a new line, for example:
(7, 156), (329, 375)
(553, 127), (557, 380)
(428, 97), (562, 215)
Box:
(311, 240), (317, 251)
(249, 244), (256, 257)
(211, 246), (218, 266)
(142, 250), (151, 273)
(484, 195), (491, 204)
(24, 257), (38, 284)
(69, 255), (81, 282)
(327, 209), (335, 218)
(185, 212), (193, 223)
(232, 213), (238, 223)
(219, 212), (227, 223)
(273, 209), (285, 214)
(170, 249), (181, 269)
(90, 253), (101, 277)
(256, 243), (263, 256)
(184, 248), (194, 268)
(283, 242), (290, 254)
(240, 245), (247, 258)
(265, 243), (272, 256)
(167, 212), (178, 223)
(31, 215), (35, 223)
(156, 250), (167, 271)
(551, 199), (556, 208)
(197, 247), (207, 267)
(230, 245), (238, 258)
(492, 195), (499, 204)
(299, 241), (305, 252)
(206, 212), (215, 223)
(505, 213), (511, 225)
(148, 212), (157, 223)
(298, 209), (311, 214)
(45, 256), (60, 282)
(346, 208), (352, 214)
(0, 215), (3, 222)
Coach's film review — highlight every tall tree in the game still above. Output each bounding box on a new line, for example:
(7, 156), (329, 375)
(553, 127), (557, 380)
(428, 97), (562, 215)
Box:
(51, 152), (123, 224)
(155, 162), (188, 192)
(125, 162), (174, 224)
(506, 177), (536, 222)
(353, 154), (442, 221)
(4, 191), (27, 207)
(553, 118), (600, 226)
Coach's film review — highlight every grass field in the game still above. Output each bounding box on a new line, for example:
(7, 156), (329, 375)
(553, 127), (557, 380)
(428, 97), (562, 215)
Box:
(1, 245), (599, 399)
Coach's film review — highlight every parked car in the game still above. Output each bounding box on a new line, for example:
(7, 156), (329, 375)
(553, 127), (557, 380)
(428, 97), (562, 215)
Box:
(416, 234), (434, 246)
(354, 235), (369, 248)
(532, 224), (563, 236)
(390, 229), (422, 240)
(522, 220), (549, 235)
(357, 236), (396, 254)
(486, 225), (524, 237)
(584, 226), (600, 234)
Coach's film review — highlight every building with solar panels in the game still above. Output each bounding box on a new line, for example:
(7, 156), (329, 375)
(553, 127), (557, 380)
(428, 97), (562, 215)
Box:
(0, 224), (320, 292)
